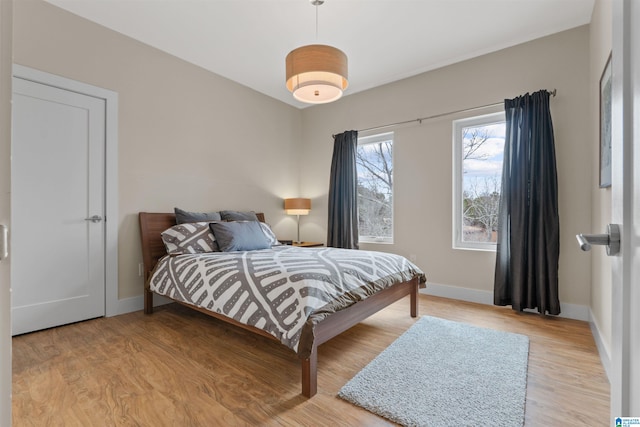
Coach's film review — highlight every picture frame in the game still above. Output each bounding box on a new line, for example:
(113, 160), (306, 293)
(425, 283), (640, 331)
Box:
(599, 53), (612, 188)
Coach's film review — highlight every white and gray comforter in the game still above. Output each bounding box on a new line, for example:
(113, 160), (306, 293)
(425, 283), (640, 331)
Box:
(149, 246), (426, 358)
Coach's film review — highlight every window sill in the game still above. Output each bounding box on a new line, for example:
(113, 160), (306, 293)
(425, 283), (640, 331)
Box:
(360, 240), (394, 245)
(453, 245), (496, 252)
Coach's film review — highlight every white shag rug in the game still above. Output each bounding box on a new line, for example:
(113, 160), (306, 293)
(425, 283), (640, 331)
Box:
(338, 316), (529, 427)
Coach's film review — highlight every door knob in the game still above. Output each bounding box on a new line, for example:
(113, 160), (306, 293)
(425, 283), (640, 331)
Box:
(576, 223), (620, 256)
(84, 215), (103, 223)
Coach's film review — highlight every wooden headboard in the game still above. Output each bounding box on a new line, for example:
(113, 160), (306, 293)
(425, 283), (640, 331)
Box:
(138, 212), (266, 282)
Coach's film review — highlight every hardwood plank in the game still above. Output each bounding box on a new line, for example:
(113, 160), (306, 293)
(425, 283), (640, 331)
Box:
(12, 295), (609, 426)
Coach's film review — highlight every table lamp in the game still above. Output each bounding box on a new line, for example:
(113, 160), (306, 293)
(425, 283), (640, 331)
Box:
(284, 198), (311, 244)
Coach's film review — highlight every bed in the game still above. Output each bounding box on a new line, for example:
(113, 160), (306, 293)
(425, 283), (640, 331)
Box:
(139, 211), (426, 397)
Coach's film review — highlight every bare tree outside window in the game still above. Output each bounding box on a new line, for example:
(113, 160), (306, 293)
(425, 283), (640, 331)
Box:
(461, 123), (505, 244)
(463, 176), (501, 242)
(356, 134), (393, 242)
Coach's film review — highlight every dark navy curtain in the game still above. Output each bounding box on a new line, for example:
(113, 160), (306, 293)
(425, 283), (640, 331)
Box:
(327, 130), (359, 249)
(494, 90), (561, 315)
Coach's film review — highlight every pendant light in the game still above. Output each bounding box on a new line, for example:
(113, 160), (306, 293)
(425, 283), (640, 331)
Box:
(285, 0), (348, 104)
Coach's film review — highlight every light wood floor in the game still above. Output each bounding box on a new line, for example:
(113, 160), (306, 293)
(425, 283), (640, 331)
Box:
(12, 294), (609, 426)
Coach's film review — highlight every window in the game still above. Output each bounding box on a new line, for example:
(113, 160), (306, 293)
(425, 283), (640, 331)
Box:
(453, 112), (506, 250)
(357, 132), (393, 243)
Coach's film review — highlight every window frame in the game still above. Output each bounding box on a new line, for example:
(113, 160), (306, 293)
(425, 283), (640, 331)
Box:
(452, 111), (505, 251)
(357, 131), (394, 244)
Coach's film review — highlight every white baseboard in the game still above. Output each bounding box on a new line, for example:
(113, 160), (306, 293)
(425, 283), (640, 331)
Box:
(111, 295), (142, 316)
(422, 282), (493, 305)
(421, 282), (590, 322)
(110, 293), (173, 316)
(589, 308), (612, 382)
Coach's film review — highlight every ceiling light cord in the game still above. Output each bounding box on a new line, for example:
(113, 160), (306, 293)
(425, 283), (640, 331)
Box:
(315, 1), (319, 39)
(311, 0), (323, 40)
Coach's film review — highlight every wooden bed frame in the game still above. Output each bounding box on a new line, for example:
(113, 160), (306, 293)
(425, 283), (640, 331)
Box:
(138, 212), (419, 397)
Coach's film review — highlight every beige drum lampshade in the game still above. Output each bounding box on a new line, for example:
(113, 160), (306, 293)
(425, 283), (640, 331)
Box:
(286, 44), (348, 104)
(284, 198), (311, 215)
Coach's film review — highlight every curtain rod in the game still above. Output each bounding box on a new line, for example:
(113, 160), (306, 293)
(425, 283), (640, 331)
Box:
(333, 88), (557, 137)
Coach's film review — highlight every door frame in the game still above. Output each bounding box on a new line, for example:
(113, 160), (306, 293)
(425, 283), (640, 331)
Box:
(0, 1), (13, 425)
(610, 0), (639, 417)
(12, 65), (120, 317)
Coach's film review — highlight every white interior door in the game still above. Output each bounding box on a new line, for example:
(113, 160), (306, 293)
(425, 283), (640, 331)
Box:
(0, 0), (13, 423)
(11, 76), (106, 335)
(610, 0), (640, 418)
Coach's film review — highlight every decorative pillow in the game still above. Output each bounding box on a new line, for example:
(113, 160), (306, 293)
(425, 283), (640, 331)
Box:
(220, 210), (259, 222)
(174, 207), (222, 224)
(209, 221), (271, 252)
(259, 222), (281, 246)
(161, 222), (219, 254)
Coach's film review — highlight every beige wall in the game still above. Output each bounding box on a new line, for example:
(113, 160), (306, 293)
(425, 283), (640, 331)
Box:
(589, 0), (613, 364)
(300, 27), (593, 312)
(13, 0), (302, 300)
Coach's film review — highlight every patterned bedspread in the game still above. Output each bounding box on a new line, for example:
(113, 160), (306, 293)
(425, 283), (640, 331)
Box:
(149, 246), (426, 358)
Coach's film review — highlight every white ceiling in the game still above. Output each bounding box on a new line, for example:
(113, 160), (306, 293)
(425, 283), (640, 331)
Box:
(44, 0), (594, 109)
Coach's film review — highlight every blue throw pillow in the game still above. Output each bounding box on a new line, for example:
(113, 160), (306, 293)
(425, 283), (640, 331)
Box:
(209, 221), (271, 252)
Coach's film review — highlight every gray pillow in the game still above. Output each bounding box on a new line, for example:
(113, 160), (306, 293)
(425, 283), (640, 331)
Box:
(161, 222), (219, 254)
(209, 221), (271, 252)
(174, 207), (222, 224)
(220, 210), (259, 222)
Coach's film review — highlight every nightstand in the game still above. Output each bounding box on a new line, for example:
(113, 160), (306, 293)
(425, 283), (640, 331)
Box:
(292, 242), (324, 248)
